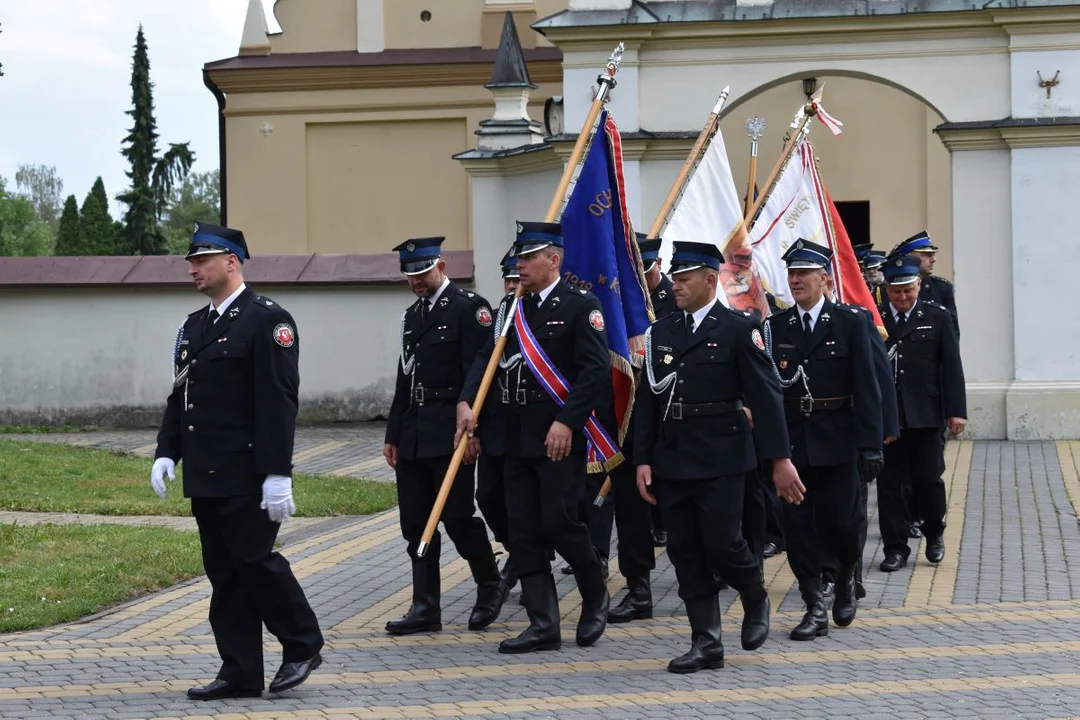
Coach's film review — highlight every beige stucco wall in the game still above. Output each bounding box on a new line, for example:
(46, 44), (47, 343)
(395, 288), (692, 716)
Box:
(222, 83), (559, 254)
(717, 77), (952, 278)
(270, 0), (358, 53)
(0, 286), (423, 427)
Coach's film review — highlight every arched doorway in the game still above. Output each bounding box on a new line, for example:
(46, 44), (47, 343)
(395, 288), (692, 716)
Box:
(717, 73), (953, 280)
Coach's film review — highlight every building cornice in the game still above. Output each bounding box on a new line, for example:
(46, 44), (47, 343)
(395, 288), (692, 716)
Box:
(456, 144), (563, 177)
(935, 117), (1080, 151)
(205, 47), (563, 94)
(537, 6), (1080, 51)
(547, 131), (698, 161)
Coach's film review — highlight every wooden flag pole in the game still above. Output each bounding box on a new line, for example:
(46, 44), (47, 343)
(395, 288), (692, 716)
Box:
(417, 43), (627, 559)
(592, 86), (731, 508)
(743, 85), (824, 226)
(647, 87), (730, 240)
(743, 117), (766, 221)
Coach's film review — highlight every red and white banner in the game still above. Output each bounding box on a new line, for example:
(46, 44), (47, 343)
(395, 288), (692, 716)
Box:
(748, 139), (883, 330)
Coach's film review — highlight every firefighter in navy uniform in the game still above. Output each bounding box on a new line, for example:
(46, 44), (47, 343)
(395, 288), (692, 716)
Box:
(458, 221), (612, 654)
(766, 239), (883, 641)
(864, 250), (887, 305)
(474, 248), (521, 592)
(151, 222), (323, 700)
(819, 273), (900, 601)
(877, 256), (967, 572)
(638, 234), (675, 549)
(888, 231), (959, 338)
(635, 241), (804, 673)
(382, 237), (506, 636)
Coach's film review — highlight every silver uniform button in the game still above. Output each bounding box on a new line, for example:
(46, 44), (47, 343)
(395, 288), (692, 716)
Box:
(188, 425), (194, 431)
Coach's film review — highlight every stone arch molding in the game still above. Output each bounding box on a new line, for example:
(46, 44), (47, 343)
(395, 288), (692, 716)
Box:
(716, 68), (952, 125)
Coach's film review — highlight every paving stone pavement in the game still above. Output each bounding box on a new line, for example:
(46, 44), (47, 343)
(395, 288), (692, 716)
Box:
(3, 436), (1080, 718)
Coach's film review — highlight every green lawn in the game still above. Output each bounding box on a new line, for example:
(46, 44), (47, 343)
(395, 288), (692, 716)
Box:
(0, 523), (204, 633)
(0, 439), (398, 517)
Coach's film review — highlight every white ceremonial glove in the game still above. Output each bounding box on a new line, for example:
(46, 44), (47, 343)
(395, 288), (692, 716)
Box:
(150, 457), (176, 500)
(261, 474), (296, 524)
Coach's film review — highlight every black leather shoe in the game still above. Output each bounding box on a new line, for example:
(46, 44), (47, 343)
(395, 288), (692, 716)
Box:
(269, 654), (322, 694)
(652, 529), (668, 547)
(880, 553), (907, 572)
(822, 580), (835, 600)
(832, 565), (857, 628)
(187, 679), (261, 701)
(908, 522), (923, 538)
(386, 560), (442, 635)
(560, 564), (575, 575)
(668, 596), (725, 673)
(790, 580), (828, 641)
(855, 580), (866, 599)
(739, 584), (770, 651)
(762, 542), (781, 559)
(500, 574), (562, 654)
(608, 576), (653, 624)
(925, 535), (945, 564)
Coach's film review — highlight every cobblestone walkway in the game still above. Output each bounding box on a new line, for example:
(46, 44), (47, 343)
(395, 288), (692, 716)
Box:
(3, 436), (1080, 718)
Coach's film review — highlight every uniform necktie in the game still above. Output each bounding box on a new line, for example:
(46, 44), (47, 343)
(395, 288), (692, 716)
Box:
(686, 314), (695, 340)
(207, 308), (219, 327)
(802, 312), (812, 337)
(895, 311), (907, 333)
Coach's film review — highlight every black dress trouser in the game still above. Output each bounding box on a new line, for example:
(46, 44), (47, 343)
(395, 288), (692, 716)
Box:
(192, 495), (324, 690)
(783, 462), (865, 585)
(877, 428), (948, 560)
(505, 453), (602, 578)
(655, 474), (762, 601)
(395, 456), (492, 563)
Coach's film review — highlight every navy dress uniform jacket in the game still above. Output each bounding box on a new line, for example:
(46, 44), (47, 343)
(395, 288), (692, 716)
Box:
(385, 282), (493, 460)
(766, 299), (883, 468)
(634, 302), (790, 480)
(462, 282), (612, 458)
(155, 288), (299, 498)
(919, 275), (959, 338)
(850, 305), (901, 440)
(880, 300), (967, 429)
(650, 274), (677, 319)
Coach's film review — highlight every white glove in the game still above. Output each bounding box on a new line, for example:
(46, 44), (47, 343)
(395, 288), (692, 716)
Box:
(151, 457), (176, 499)
(261, 474), (296, 523)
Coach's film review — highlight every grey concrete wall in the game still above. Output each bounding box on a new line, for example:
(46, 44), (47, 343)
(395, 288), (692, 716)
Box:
(0, 285), (422, 427)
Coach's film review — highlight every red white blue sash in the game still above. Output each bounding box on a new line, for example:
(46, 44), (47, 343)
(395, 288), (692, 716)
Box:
(513, 305), (622, 471)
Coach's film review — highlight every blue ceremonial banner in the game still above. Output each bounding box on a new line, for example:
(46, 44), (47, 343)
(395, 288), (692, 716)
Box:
(561, 110), (652, 442)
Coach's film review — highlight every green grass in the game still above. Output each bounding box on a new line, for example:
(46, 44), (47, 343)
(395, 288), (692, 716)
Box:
(0, 425), (96, 435)
(0, 439), (398, 517)
(0, 523), (204, 633)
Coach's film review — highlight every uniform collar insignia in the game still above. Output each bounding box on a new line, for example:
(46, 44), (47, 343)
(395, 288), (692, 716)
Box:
(439, 296), (450, 307)
(551, 295), (561, 305)
(228, 306), (241, 318)
(788, 314), (798, 324)
(821, 312), (831, 322)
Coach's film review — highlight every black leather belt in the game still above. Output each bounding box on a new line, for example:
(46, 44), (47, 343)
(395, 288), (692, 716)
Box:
(784, 395), (852, 413)
(410, 386), (460, 404)
(503, 388), (554, 405)
(667, 399), (743, 420)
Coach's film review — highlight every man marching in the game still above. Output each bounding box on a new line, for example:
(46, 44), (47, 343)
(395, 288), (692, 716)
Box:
(766, 239), (883, 641)
(382, 237), (506, 636)
(458, 221), (613, 654)
(634, 241), (804, 673)
(877, 256), (967, 571)
(152, 222), (323, 699)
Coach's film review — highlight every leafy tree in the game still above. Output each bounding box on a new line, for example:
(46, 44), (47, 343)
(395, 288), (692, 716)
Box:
(0, 178), (53, 257)
(14, 164), (64, 236)
(117, 25), (194, 255)
(79, 192), (116, 256)
(54, 195), (82, 256)
(163, 170), (220, 254)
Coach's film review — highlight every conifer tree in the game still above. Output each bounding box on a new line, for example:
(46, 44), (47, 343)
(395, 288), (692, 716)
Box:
(118, 26), (193, 255)
(54, 195), (82, 256)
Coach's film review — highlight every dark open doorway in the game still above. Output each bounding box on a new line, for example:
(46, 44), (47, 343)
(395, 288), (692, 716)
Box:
(834, 200), (870, 248)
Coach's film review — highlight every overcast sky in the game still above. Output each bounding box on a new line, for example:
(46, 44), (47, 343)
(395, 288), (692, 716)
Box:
(0, 0), (281, 211)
